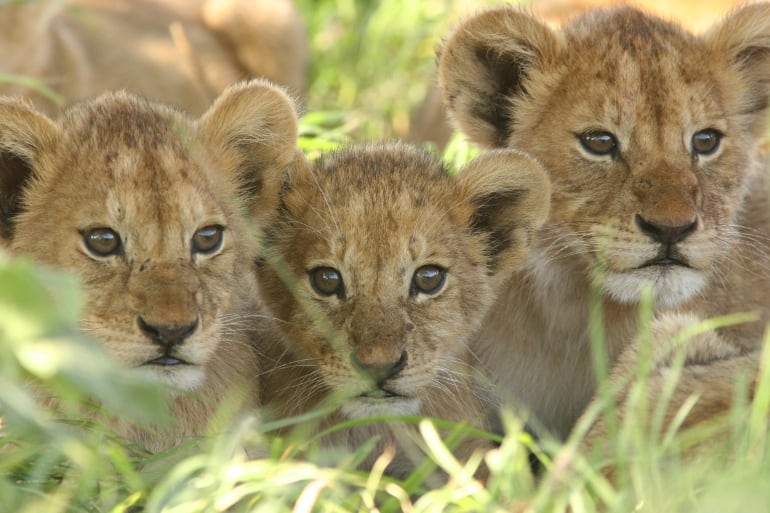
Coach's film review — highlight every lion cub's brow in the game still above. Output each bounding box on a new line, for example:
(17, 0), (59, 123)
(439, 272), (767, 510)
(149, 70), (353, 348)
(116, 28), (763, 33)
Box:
(50, 97), (222, 240)
(284, 147), (473, 269)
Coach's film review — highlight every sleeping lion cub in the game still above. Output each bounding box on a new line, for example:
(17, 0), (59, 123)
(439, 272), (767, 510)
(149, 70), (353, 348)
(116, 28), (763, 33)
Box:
(0, 79), (302, 452)
(438, 4), (770, 438)
(255, 143), (550, 477)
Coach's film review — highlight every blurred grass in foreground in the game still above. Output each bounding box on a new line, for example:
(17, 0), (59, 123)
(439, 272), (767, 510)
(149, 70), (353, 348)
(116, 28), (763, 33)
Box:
(3, 249), (769, 511)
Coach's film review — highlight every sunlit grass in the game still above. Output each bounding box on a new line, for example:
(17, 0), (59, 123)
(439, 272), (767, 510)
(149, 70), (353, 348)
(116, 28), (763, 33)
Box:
(2, 0), (770, 512)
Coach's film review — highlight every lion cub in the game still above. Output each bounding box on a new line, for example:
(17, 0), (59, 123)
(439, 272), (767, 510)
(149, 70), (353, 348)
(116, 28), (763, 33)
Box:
(438, 4), (770, 438)
(0, 79), (302, 452)
(255, 143), (550, 477)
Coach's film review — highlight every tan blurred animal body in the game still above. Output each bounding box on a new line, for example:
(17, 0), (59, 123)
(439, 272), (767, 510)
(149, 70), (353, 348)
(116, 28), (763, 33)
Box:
(0, 0), (307, 116)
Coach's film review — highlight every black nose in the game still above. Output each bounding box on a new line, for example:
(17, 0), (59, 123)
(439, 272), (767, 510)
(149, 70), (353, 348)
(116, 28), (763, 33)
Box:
(635, 214), (697, 245)
(138, 317), (198, 348)
(352, 350), (408, 384)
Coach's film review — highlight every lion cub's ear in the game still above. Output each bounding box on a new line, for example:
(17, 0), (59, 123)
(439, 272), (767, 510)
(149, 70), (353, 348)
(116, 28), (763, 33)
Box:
(0, 98), (60, 243)
(196, 78), (302, 225)
(703, 3), (770, 135)
(458, 149), (550, 275)
(438, 7), (561, 148)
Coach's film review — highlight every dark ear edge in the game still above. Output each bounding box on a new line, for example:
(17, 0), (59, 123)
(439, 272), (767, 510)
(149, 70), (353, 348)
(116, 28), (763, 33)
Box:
(196, 78), (304, 226)
(459, 149), (550, 274)
(0, 152), (33, 242)
(437, 6), (560, 148)
(0, 99), (58, 243)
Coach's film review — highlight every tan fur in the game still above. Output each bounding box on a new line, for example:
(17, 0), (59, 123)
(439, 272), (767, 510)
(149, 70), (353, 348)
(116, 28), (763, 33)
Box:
(438, 4), (770, 438)
(0, 0), (307, 117)
(255, 143), (550, 478)
(408, 0), (746, 150)
(0, 79), (302, 452)
(580, 312), (760, 473)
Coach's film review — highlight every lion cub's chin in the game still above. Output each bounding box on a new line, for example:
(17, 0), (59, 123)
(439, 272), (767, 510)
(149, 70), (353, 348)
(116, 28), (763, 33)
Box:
(603, 266), (707, 308)
(340, 396), (421, 420)
(139, 365), (206, 392)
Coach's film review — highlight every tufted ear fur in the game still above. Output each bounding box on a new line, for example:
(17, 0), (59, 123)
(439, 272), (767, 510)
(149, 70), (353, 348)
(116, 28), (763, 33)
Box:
(458, 149), (550, 276)
(196, 78), (303, 226)
(437, 7), (561, 148)
(0, 98), (59, 244)
(703, 3), (770, 136)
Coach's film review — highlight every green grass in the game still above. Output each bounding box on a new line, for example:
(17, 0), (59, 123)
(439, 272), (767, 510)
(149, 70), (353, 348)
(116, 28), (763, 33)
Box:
(2, 1), (770, 512)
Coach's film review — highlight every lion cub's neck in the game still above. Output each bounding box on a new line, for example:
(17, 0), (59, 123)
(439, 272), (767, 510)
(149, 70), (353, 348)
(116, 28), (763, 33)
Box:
(476, 245), (645, 438)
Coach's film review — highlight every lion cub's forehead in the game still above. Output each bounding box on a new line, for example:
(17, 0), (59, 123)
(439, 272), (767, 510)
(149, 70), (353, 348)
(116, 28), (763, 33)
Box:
(50, 95), (230, 242)
(296, 146), (465, 230)
(567, 7), (696, 56)
(284, 145), (473, 262)
(565, 11), (711, 97)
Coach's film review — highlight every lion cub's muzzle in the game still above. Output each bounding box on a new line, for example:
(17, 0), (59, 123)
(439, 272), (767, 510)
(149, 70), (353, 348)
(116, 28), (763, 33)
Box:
(351, 349), (408, 399)
(635, 213), (697, 267)
(138, 316), (199, 366)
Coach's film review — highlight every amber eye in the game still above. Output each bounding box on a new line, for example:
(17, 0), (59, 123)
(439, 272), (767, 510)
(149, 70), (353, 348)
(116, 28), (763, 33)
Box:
(309, 267), (344, 297)
(692, 129), (721, 156)
(579, 131), (618, 156)
(82, 227), (121, 256)
(192, 225), (224, 254)
(411, 265), (446, 296)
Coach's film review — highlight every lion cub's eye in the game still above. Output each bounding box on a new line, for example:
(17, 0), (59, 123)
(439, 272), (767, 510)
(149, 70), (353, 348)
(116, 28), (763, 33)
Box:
(82, 227), (121, 256)
(309, 266), (344, 297)
(691, 129), (721, 156)
(192, 225), (224, 254)
(411, 265), (446, 296)
(578, 131), (617, 157)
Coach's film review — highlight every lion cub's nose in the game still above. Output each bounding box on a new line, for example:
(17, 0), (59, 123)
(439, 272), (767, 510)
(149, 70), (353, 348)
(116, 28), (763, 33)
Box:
(138, 317), (198, 348)
(351, 350), (408, 384)
(635, 214), (697, 245)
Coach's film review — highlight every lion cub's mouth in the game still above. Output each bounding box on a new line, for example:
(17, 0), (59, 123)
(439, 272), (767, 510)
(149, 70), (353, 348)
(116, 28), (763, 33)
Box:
(359, 389), (403, 399)
(639, 246), (692, 268)
(640, 256), (690, 268)
(143, 356), (190, 367)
